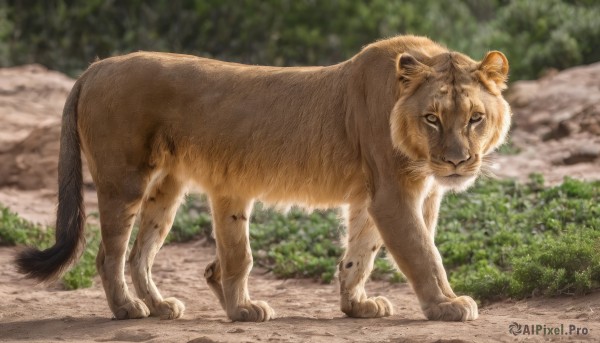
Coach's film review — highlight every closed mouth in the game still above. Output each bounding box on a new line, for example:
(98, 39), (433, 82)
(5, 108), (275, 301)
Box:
(434, 173), (477, 191)
(440, 173), (469, 179)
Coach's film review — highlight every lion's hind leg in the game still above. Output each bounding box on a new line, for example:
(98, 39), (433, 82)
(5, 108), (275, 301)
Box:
(95, 174), (150, 320)
(338, 205), (393, 318)
(209, 195), (274, 322)
(129, 174), (186, 319)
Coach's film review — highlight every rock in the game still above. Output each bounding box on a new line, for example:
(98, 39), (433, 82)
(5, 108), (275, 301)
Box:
(495, 62), (600, 183)
(564, 144), (600, 165)
(0, 124), (93, 190)
(509, 62), (600, 138)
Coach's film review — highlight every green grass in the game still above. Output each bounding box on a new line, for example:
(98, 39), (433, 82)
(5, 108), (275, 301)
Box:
(440, 175), (600, 302)
(249, 204), (404, 283)
(0, 206), (100, 289)
(166, 196), (213, 244)
(249, 206), (342, 283)
(61, 228), (100, 289)
(0, 207), (53, 247)
(2, 174), (599, 303)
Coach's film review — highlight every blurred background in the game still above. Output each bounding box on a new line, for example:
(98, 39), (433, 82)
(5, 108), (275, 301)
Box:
(1, 0), (599, 80)
(0, 3), (600, 338)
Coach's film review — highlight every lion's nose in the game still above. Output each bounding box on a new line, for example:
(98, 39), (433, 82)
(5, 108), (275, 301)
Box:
(442, 154), (471, 167)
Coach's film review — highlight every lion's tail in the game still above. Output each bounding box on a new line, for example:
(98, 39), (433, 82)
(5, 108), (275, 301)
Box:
(16, 76), (87, 282)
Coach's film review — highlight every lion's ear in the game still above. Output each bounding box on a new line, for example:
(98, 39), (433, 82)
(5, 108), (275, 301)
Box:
(396, 53), (428, 83)
(478, 51), (509, 90)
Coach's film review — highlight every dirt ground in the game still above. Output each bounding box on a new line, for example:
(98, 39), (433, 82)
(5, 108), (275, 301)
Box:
(1, 241), (598, 343)
(0, 64), (599, 342)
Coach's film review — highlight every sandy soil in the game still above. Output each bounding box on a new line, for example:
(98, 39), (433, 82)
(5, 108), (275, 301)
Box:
(0, 64), (599, 342)
(1, 241), (598, 343)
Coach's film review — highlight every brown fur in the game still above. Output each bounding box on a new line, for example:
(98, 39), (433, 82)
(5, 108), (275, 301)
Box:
(16, 35), (511, 322)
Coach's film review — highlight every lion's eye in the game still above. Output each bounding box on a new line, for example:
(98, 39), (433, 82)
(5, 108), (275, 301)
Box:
(470, 112), (484, 124)
(424, 114), (439, 124)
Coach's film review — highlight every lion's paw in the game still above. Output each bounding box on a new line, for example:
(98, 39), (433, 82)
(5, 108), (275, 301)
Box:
(154, 297), (185, 320)
(114, 298), (151, 320)
(228, 300), (275, 322)
(423, 296), (478, 321)
(343, 296), (394, 318)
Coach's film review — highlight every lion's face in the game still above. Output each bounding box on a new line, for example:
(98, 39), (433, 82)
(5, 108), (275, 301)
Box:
(390, 51), (511, 191)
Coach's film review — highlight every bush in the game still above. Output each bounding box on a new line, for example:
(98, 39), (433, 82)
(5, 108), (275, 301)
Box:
(61, 228), (100, 290)
(167, 195), (213, 243)
(510, 231), (600, 297)
(2, 1), (598, 80)
(474, 0), (600, 79)
(0, 206), (52, 246)
(0, 204), (100, 289)
(441, 175), (600, 302)
(250, 206), (342, 283)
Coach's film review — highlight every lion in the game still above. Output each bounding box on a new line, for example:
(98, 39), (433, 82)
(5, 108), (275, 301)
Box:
(16, 35), (511, 322)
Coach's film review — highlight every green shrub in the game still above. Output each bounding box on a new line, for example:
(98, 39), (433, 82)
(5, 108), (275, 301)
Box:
(167, 195), (213, 243)
(439, 175), (600, 301)
(371, 251), (406, 283)
(476, 0), (600, 79)
(0, 204), (100, 289)
(250, 206), (342, 283)
(509, 231), (600, 297)
(2, 1), (598, 81)
(451, 263), (511, 302)
(0, 206), (53, 246)
(62, 228), (100, 290)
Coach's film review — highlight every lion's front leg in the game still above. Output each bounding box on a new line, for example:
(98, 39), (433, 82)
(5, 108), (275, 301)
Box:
(208, 196), (274, 322)
(338, 204), (393, 318)
(423, 186), (443, 237)
(368, 184), (478, 322)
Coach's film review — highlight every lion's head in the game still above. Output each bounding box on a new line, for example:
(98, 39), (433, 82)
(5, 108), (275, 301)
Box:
(390, 50), (511, 190)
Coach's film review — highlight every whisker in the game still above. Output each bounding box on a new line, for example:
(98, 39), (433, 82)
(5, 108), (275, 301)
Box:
(479, 155), (499, 179)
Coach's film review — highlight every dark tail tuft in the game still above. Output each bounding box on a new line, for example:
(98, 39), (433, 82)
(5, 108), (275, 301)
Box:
(15, 78), (87, 282)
